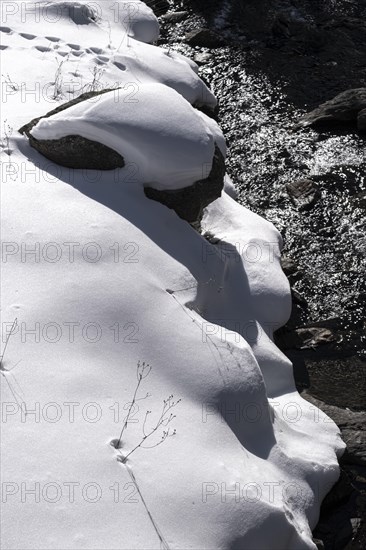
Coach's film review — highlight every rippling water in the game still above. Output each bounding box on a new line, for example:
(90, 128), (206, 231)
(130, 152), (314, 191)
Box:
(166, 34), (365, 351)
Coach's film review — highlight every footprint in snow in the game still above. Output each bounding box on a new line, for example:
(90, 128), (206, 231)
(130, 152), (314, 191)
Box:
(20, 33), (36, 40)
(88, 46), (104, 54)
(35, 45), (51, 52)
(113, 61), (127, 71)
(0, 26), (12, 34)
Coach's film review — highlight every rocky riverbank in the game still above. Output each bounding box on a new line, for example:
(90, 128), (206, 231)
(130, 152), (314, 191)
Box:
(153, 0), (366, 547)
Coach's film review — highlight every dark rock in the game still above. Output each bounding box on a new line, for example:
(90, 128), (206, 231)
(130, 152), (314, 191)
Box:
(292, 289), (308, 308)
(281, 256), (297, 275)
(272, 12), (292, 38)
(299, 88), (366, 129)
(19, 90), (125, 170)
(342, 430), (366, 466)
(357, 108), (366, 132)
(272, 11), (326, 53)
(162, 11), (188, 23)
(303, 392), (366, 466)
(230, 0), (275, 38)
(276, 326), (339, 351)
(332, 520), (355, 549)
(286, 178), (320, 210)
(321, 469), (353, 512)
(144, 144), (225, 223)
(185, 28), (225, 48)
(271, 11), (315, 41)
(295, 327), (337, 349)
(24, 134), (124, 170)
(298, 356), (366, 412)
(288, 303), (308, 330)
(144, 0), (170, 16)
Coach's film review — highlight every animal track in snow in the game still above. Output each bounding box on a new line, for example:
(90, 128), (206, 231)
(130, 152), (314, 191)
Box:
(45, 36), (60, 42)
(95, 57), (107, 65)
(20, 33), (36, 40)
(0, 26), (12, 34)
(113, 61), (127, 71)
(35, 46), (51, 52)
(88, 47), (104, 54)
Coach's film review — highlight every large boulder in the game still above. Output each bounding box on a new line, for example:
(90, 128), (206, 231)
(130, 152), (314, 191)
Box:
(19, 90), (125, 170)
(145, 145), (225, 223)
(19, 87), (225, 224)
(299, 88), (366, 129)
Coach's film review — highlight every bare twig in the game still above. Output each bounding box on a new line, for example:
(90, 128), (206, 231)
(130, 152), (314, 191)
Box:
(0, 318), (17, 368)
(124, 463), (170, 549)
(0, 319), (26, 410)
(117, 361), (151, 447)
(82, 65), (105, 93)
(52, 55), (69, 99)
(121, 394), (180, 462)
(2, 73), (18, 92)
(1, 120), (14, 156)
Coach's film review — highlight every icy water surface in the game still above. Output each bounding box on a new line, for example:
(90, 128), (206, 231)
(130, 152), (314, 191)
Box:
(165, 35), (365, 356)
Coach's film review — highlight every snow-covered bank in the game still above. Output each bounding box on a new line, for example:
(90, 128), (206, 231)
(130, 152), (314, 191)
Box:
(1, 2), (344, 548)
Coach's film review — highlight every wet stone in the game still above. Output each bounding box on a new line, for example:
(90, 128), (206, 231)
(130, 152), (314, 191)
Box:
(286, 179), (320, 210)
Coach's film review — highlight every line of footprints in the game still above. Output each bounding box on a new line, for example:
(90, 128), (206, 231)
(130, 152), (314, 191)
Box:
(0, 25), (127, 70)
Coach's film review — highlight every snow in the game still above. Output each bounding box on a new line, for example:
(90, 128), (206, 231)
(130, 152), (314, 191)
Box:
(1, 0), (160, 45)
(30, 84), (225, 189)
(1, 1), (345, 549)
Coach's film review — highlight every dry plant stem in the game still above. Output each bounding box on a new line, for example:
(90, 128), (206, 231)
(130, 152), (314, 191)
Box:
(0, 367), (24, 410)
(117, 361), (151, 447)
(83, 66), (105, 93)
(2, 73), (18, 92)
(0, 318), (17, 368)
(0, 319), (25, 411)
(124, 462), (170, 550)
(1, 120), (13, 155)
(53, 56), (69, 99)
(122, 395), (180, 462)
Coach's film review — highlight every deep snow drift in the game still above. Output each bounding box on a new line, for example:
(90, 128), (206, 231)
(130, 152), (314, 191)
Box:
(1, 1), (344, 549)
